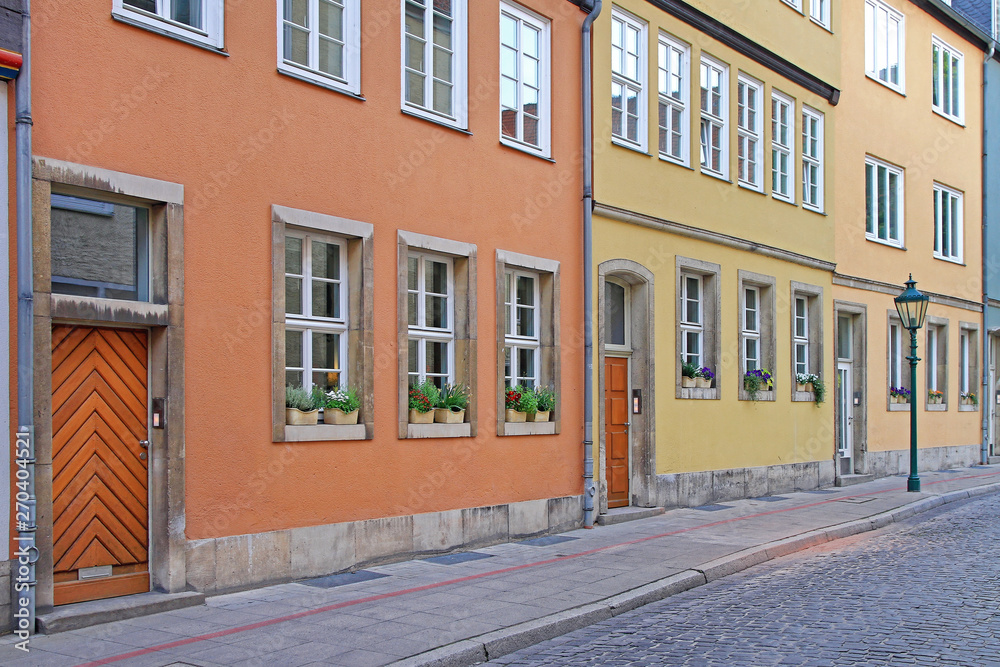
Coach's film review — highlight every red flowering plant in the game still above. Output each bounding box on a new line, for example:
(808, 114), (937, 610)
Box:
(505, 384), (538, 413)
(505, 387), (523, 410)
(408, 381), (439, 413)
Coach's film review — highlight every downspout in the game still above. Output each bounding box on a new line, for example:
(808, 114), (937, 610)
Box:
(982, 43), (995, 466)
(15, 0), (35, 635)
(581, 0), (601, 528)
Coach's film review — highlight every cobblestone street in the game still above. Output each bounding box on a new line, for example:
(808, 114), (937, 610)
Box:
(492, 493), (1000, 667)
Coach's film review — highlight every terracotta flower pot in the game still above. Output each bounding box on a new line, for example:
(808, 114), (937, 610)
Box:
(409, 409), (435, 424)
(505, 409), (527, 423)
(681, 376), (697, 388)
(324, 408), (359, 425)
(434, 408), (465, 424)
(286, 408), (318, 426)
(527, 410), (549, 422)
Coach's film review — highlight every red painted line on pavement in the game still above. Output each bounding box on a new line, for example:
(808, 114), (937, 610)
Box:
(76, 469), (1000, 666)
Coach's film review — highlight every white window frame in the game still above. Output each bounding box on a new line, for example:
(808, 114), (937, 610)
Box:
(504, 268), (541, 387)
(277, 0), (361, 95)
(960, 329), (970, 394)
(700, 55), (729, 179)
(680, 273), (703, 367)
(604, 277), (632, 353)
(401, 0), (469, 129)
(865, 0), (905, 93)
(285, 232), (349, 392)
(657, 32), (689, 165)
(113, 0), (224, 50)
(801, 105), (824, 212)
(771, 90), (795, 203)
(932, 36), (965, 124)
(742, 286), (761, 373)
(407, 252), (456, 388)
(889, 320), (903, 389)
(810, 0), (831, 29)
(736, 74), (763, 191)
(499, 2), (551, 157)
(611, 8), (647, 150)
(933, 183), (964, 263)
(865, 156), (905, 247)
(794, 296), (809, 375)
(927, 326), (939, 392)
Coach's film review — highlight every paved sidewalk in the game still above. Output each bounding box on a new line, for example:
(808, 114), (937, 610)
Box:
(3, 466), (999, 667)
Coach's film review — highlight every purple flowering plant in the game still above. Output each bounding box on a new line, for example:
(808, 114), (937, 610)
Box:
(697, 367), (715, 381)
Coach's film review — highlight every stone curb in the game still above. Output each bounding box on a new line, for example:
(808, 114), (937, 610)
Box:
(391, 482), (1000, 667)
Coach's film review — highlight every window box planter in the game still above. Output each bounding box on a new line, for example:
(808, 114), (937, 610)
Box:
(681, 377), (697, 388)
(434, 407), (466, 424)
(527, 410), (550, 422)
(409, 409), (435, 424)
(696, 378), (712, 389)
(286, 408), (318, 426)
(796, 382), (813, 393)
(505, 409), (527, 423)
(323, 408), (359, 425)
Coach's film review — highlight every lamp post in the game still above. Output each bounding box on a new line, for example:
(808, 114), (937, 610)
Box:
(894, 275), (930, 492)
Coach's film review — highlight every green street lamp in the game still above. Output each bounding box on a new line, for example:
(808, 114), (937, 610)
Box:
(894, 275), (930, 492)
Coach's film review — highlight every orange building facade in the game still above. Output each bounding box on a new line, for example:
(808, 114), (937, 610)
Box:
(10, 0), (588, 618)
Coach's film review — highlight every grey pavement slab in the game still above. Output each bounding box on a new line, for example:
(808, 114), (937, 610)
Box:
(5, 467), (999, 667)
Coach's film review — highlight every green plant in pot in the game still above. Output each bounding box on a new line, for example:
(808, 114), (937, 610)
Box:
(743, 368), (772, 402)
(408, 380), (440, 424)
(324, 386), (361, 425)
(531, 386), (556, 422)
(505, 384), (537, 422)
(435, 383), (469, 424)
(286, 384), (321, 425)
(681, 360), (699, 388)
(810, 376), (826, 405)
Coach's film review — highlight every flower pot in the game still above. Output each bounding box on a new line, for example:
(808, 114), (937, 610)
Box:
(797, 382), (813, 393)
(286, 408), (318, 426)
(890, 395), (899, 404)
(409, 409), (435, 424)
(527, 410), (550, 422)
(434, 407), (465, 424)
(696, 378), (711, 389)
(505, 409), (527, 423)
(681, 376), (697, 388)
(324, 408), (359, 425)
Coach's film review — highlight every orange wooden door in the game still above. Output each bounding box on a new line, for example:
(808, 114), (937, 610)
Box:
(604, 356), (630, 508)
(51, 325), (150, 606)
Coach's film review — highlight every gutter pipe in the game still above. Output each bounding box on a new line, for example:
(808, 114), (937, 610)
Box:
(983, 42), (995, 466)
(15, 0), (35, 634)
(581, 0), (601, 528)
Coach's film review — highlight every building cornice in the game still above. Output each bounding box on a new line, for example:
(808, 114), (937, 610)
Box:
(832, 272), (984, 312)
(644, 0), (841, 105)
(594, 202), (837, 272)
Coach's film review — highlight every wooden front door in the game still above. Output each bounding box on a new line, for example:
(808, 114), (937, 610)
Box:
(604, 356), (630, 508)
(51, 325), (150, 605)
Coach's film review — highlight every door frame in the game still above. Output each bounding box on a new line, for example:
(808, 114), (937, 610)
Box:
(836, 361), (854, 475)
(834, 302), (867, 476)
(32, 159), (187, 610)
(597, 260), (656, 512)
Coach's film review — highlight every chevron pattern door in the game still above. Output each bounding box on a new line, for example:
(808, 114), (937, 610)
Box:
(51, 325), (150, 605)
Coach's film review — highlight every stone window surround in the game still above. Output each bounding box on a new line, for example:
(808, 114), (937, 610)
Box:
(790, 281), (824, 402)
(887, 310), (911, 412)
(925, 316), (948, 411)
(676, 256), (721, 400)
(738, 270), (776, 402)
(495, 250), (560, 437)
(31, 156), (188, 605)
(959, 322), (980, 412)
(271, 205), (374, 443)
(398, 231), (477, 439)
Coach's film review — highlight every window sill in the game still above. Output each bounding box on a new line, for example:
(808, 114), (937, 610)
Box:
(401, 107), (471, 135)
(499, 137), (553, 162)
(678, 387), (718, 400)
(932, 107), (965, 127)
(658, 154), (691, 169)
(701, 170), (731, 183)
(501, 421), (557, 436)
(803, 204), (826, 216)
(932, 254), (964, 266)
(772, 193), (797, 207)
(791, 390), (816, 403)
(865, 72), (906, 97)
(866, 235), (905, 250)
(738, 182), (767, 196)
(809, 16), (833, 33)
(277, 64), (363, 99)
(284, 423), (367, 442)
(959, 404), (979, 412)
(888, 402), (911, 412)
(926, 403), (948, 412)
(111, 10), (226, 53)
(407, 422), (472, 438)
(611, 138), (651, 156)
(740, 389), (775, 402)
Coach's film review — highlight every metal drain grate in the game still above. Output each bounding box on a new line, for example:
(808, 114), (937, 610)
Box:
(693, 504), (732, 511)
(302, 570), (389, 588)
(521, 535), (580, 547)
(752, 496), (790, 502)
(423, 552), (494, 565)
(804, 489), (840, 494)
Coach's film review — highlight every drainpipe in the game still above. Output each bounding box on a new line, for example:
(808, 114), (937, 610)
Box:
(15, 0), (35, 635)
(581, 0), (601, 528)
(983, 43), (995, 466)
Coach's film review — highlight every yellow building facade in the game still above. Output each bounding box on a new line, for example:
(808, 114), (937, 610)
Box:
(590, 0), (842, 511)
(832, 0), (986, 477)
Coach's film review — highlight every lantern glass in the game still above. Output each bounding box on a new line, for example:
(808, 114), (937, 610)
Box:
(894, 278), (929, 331)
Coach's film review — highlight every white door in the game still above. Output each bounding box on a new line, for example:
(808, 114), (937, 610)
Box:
(837, 362), (853, 474)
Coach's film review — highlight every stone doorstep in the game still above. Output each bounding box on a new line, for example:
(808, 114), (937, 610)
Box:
(834, 474), (876, 487)
(989, 457), (1000, 465)
(595, 506), (666, 526)
(35, 590), (206, 635)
